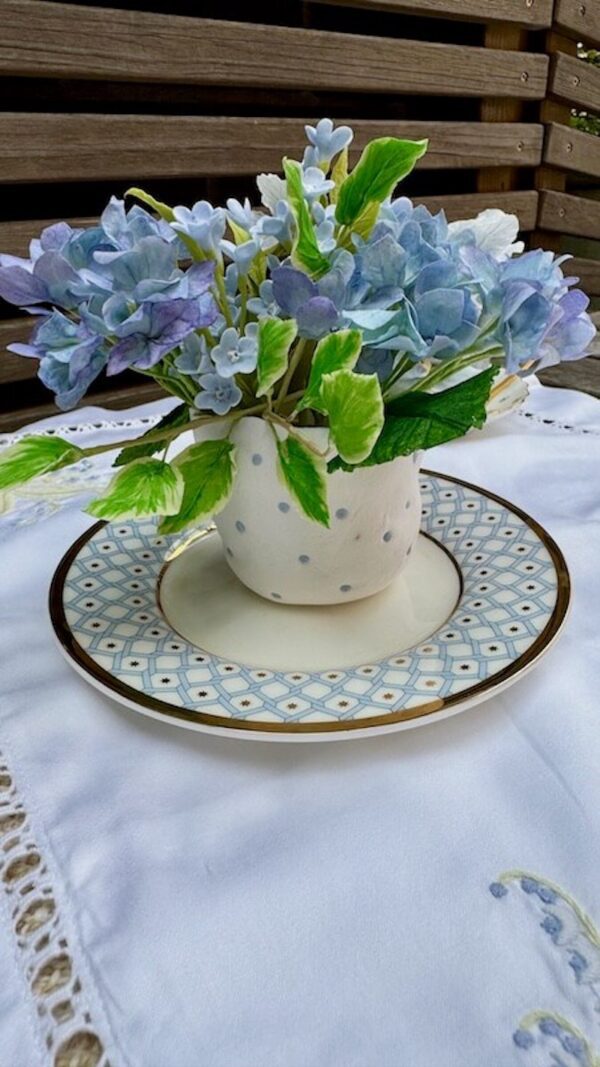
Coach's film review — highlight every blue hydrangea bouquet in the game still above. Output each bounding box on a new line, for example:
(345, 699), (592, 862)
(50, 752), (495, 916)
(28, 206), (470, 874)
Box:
(0, 119), (595, 532)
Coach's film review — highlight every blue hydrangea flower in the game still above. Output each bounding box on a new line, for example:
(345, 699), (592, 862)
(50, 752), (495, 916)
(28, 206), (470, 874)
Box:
(247, 279), (276, 317)
(271, 266), (339, 339)
(301, 166), (335, 201)
(174, 332), (212, 377)
(211, 324), (259, 378)
(194, 373), (242, 416)
(303, 118), (353, 167)
(8, 310), (107, 409)
(0, 250), (85, 310)
(312, 203), (337, 253)
(226, 197), (259, 233)
(253, 201), (294, 251)
(107, 297), (216, 375)
(100, 196), (169, 251)
(220, 238), (259, 277)
(171, 201), (226, 253)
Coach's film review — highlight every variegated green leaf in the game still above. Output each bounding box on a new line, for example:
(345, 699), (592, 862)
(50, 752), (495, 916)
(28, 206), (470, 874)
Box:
(276, 434), (330, 527)
(113, 404), (189, 467)
(298, 329), (362, 412)
(125, 187), (175, 222)
(320, 368), (384, 465)
(336, 138), (428, 227)
(159, 439), (236, 535)
(256, 317), (298, 397)
(0, 435), (83, 491)
(87, 459), (183, 520)
(283, 158), (331, 279)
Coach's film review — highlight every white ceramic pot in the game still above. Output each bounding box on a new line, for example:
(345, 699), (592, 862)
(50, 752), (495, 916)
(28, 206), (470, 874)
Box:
(200, 416), (421, 606)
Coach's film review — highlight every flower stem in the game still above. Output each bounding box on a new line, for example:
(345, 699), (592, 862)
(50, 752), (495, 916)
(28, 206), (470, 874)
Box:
(213, 256), (234, 328)
(276, 338), (310, 405)
(78, 403), (268, 460)
(263, 412), (329, 457)
(407, 346), (504, 393)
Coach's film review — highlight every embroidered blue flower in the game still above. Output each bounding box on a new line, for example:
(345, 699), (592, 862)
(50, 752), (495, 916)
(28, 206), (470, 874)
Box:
(569, 951), (588, 983)
(489, 881), (508, 898)
(541, 913), (563, 943)
(513, 1029), (534, 1049)
(211, 325), (259, 378)
(539, 1018), (561, 1037)
(303, 118), (353, 166)
(194, 372), (242, 415)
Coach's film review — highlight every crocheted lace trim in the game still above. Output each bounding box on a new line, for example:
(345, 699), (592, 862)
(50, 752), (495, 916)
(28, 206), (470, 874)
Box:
(0, 751), (112, 1067)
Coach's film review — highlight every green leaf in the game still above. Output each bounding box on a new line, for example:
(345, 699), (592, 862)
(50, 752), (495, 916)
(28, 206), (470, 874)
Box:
(256, 317), (298, 397)
(228, 218), (251, 245)
(329, 367), (497, 471)
(113, 404), (189, 467)
(86, 459), (183, 520)
(158, 439), (236, 535)
(351, 200), (381, 242)
(125, 187), (175, 222)
(283, 158), (331, 279)
(329, 147), (348, 205)
(336, 138), (428, 227)
(298, 329), (363, 412)
(0, 435), (83, 491)
(276, 434), (330, 527)
(320, 368), (384, 465)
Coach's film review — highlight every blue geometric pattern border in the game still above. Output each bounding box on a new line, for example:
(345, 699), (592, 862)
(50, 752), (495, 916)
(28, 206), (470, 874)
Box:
(50, 471), (570, 736)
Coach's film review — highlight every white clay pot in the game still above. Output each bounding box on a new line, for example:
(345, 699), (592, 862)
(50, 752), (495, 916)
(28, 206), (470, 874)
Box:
(197, 416), (421, 606)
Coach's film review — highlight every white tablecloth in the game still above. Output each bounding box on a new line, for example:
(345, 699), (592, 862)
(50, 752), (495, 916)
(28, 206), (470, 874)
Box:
(1, 380), (599, 1067)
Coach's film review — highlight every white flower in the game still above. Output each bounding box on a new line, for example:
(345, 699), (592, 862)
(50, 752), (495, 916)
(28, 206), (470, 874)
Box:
(256, 173), (287, 214)
(448, 209), (524, 260)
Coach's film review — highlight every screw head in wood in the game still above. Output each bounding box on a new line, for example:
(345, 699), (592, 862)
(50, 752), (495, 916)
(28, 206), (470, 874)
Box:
(521, 71), (529, 83)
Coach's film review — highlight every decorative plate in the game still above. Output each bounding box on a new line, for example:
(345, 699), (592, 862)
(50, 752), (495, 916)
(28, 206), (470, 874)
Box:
(49, 471), (570, 742)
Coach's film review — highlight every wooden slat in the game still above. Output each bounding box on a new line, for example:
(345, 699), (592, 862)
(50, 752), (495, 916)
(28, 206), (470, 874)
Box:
(554, 0), (600, 48)
(539, 356), (600, 398)
(0, 114), (544, 185)
(417, 190), (539, 229)
(0, 381), (166, 434)
(568, 257), (600, 296)
(538, 190), (600, 241)
(550, 52), (600, 112)
(0, 1), (549, 98)
(309, 0), (553, 26)
(0, 320), (36, 385)
(544, 122), (600, 181)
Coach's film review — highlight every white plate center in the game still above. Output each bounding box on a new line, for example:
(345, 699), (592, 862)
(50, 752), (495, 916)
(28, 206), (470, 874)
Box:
(158, 532), (461, 672)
